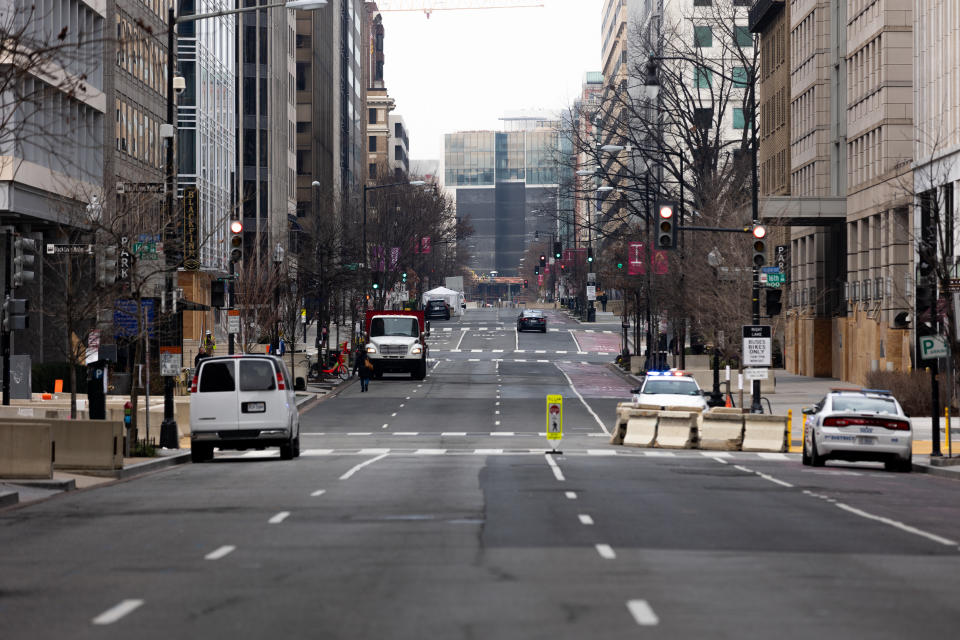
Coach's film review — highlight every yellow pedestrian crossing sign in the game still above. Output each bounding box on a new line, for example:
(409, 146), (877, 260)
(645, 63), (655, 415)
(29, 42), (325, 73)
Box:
(546, 395), (563, 441)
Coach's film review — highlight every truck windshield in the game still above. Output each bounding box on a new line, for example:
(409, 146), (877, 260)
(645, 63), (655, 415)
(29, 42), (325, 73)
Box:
(370, 317), (419, 338)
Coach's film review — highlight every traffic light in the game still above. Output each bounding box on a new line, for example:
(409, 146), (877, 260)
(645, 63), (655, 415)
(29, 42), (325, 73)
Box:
(916, 284), (937, 336)
(12, 236), (36, 288)
(534, 266), (540, 275)
(765, 289), (782, 316)
(587, 247), (594, 263)
(229, 219), (243, 263)
(97, 245), (118, 286)
(553, 242), (562, 260)
(616, 258), (624, 270)
(372, 282), (380, 291)
(644, 53), (659, 86)
(656, 202), (677, 250)
(752, 225), (767, 267)
(523, 279), (528, 289)
(540, 254), (546, 267)
(2, 297), (28, 331)
(401, 271), (407, 283)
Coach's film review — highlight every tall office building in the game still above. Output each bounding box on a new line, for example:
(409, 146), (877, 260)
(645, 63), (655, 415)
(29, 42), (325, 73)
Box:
(443, 113), (561, 277)
(389, 113), (410, 179)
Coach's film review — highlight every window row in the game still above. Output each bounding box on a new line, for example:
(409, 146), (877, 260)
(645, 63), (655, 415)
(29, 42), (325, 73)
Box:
(693, 24), (753, 49)
(760, 18), (787, 80)
(847, 33), (882, 105)
(848, 126), (884, 188)
(692, 66), (748, 88)
(117, 13), (167, 96)
(116, 97), (164, 170)
(791, 9), (816, 69)
(761, 86), (788, 138)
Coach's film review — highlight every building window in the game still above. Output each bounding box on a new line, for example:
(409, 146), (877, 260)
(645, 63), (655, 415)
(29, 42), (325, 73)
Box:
(732, 66), (748, 88)
(296, 121), (310, 133)
(733, 108), (751, 129)
(395, 123), (402, 137)
(296, 150), (311, 174)
(694, 26), (713, 48)
(694, 67), (712, 88)
(296, 62), (308, 91)
(369, 136), (377, 152)
(735, 25), (753, 48)
(369, 163), (377, 179)
(296, 34), (310, 48)
(369, 108), (376, 124)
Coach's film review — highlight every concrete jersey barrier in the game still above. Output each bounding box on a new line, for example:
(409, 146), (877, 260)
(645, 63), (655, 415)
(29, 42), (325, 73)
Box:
(699, 412), (744, 451)
(0, 421), (53, 479)
(623, 410), (659, 448)
(655, 411), (699, 449)
(741, 414), (789, 452)
(47, 419), (124, 471)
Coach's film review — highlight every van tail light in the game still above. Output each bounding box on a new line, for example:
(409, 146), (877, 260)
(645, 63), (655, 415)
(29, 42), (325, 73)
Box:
(190, 374), (199, 393)
(276, 370), (285, 391)
(823, 416), (909, 430)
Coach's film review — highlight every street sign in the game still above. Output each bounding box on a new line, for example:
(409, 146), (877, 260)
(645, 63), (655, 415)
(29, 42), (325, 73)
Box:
(46, 244), (94, 255)
(227, 309), (240, 334)
(587, 272), (596, 284)
(117, 182), (164, 194)
(920, 335), (949, 360)
(132, 241), (159, 260)
(586, 285), (596, 300)
(85, 329), (100, 364)
(744, 367), (769, 380)
(159, 348), (180, 376)
(760, 266), (780, 274)
(766, 273), (785, 288)
(546, 395), (563, 446)
(742, 325), (772, 367)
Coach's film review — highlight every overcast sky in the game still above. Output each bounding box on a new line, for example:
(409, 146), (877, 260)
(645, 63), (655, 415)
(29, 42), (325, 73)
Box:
(380, 0), (603, 161)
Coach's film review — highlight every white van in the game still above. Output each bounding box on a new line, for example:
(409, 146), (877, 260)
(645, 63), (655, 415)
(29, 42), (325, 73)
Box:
(189, 355), (301, 462)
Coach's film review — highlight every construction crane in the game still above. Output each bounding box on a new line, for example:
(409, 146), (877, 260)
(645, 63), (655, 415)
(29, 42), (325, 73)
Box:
(376, 0), (544, 19)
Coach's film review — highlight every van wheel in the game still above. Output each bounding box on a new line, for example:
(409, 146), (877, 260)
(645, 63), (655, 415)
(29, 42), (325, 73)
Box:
(191, 443), (212, 463)
(280, 439), (295, 460)
(293, 435), (301, 458)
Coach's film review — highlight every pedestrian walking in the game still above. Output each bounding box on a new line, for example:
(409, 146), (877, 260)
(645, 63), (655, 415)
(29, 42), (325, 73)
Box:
(353, 347), (373, 392)
(194, 346), (207, 369)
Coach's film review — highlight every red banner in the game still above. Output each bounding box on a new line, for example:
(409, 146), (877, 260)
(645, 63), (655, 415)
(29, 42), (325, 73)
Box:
(628, 242), (668, 275)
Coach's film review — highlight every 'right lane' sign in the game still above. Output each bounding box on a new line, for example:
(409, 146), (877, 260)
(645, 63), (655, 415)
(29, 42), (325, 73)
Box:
(742, 325), (772, 367)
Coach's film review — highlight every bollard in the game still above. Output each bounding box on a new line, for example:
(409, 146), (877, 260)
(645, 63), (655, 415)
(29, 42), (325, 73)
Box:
(787, 409), (793, 452)
(123, 401), (133, 457)
(947, 407), (952, 458)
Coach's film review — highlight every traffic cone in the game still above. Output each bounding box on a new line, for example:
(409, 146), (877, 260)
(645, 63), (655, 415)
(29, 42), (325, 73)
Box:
(725, 394), (733, 408)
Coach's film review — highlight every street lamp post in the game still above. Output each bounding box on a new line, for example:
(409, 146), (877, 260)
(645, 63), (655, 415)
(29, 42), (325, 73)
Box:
(158, 0), (328, 449)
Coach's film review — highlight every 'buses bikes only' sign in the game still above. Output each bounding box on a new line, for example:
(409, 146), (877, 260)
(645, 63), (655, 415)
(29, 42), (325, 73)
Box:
(742, 325), (772, 367)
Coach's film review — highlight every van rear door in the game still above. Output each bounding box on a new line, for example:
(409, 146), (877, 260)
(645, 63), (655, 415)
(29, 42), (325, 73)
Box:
(237, 358), (289, 432)
(192, 359), (239, 434)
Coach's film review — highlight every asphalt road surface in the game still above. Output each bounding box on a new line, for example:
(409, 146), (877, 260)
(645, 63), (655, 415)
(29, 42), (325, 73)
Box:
(2, 307), (960, 638)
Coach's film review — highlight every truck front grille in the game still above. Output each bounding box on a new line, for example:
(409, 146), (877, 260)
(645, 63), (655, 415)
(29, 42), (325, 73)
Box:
(380, 345), (408, 356)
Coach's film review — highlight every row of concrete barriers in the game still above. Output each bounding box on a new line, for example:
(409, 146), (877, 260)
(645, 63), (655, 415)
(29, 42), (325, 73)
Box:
(0, 418), (124, 479)
(610, 403), (789, 452)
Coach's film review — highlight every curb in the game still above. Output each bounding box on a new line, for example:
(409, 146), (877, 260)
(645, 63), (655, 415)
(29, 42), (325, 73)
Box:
(298, 377), (357, 413)
(606, 362), (641, 387)
(911, 462), (960, 481)
(62, 452), (192, 479)
(0, 477), (77, 491)
(0, 489), (20, 508)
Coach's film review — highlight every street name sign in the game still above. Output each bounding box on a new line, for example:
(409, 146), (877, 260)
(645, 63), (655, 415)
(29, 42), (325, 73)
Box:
(46, 244), (94, 255)
(742, 325), (772, 367)
(920, 335), (949, 360)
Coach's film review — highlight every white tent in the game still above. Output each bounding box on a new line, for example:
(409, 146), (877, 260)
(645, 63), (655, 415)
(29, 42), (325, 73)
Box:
(422, 286), (465, 316)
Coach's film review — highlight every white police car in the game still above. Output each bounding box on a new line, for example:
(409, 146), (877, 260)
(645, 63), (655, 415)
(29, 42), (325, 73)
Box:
(802, 388), (912, 472)
(631, 370), (709, 411)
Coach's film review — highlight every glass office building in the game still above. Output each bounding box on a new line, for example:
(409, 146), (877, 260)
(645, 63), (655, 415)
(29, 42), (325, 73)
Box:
(444, 124), (559, 276)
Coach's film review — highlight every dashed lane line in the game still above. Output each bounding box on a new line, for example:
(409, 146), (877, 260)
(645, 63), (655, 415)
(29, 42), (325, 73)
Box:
(545, 453), (565, 481)
(626, 600), (659, 627)
(310, 489), (327, 497)
(205, 545), (236, 560)
(268, 512), (290, 524)
(595, 544), (616, 559)
(92, 600), (144, 625)
(579, 514), (594, 525)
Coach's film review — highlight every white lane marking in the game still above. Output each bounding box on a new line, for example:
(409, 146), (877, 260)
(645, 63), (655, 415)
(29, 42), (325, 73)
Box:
(471, 349), (483, 353)
(701, 451), (732, 457)
(455, 330), (468, 351)
(627, 600), (659, 626)
(495, 420), (501, 426)
(478, 327), (488, 331)
(391, 412), (398, 417)
(833, 502), (958, 547)
(269, 511), (290, 524)
(432, 361), (441, 369)
(302, 449), (334, 456)
(358, 448), (390, 454)
(565, 491), (578, 499)
(405, 396), (411, 400)
(412, 389), (418, 393)
(492, 349), (504, 353)
(491, 431), (513, 436)
(579, 514), (594, 525)
(441, 432), (467, 436)
(587, 449), (617, 456)
(340, 453), (389, 480)
(416, 449), (447, 455)
(205, 545), (236, 560)
(537, 359), (549, 363)
(393, 432), (419, 436)
(598, 352), (610, 356)
(495, 410), (500, 415)
(644, 451), (675, 457)
(568, 330), (583, 353)
(535, 350), (546, 354)
(443, 327), (452, 331)
(515, 327), (519, 350)
(311, 489), (327, 497)
(347, 432), (372, 436)
(399, 404), (405, 408)
(758, 452), (788, 460)
(469, 358), (480, 362)
(515, 358), (527, 362)
(450, 349), (462, 353)
(735, 464), (794, 488)
(556, 350), (568, 354)
(92, 599), (144, 625)
(556, 365), (609, 435)
(545, 453), (565, 481)
(596, 544), (616, 559)
(382, 423), (389, 429)
(710, 456), (729, 465)
(474, 448), (504, 454)
(496, 401), (500, 406)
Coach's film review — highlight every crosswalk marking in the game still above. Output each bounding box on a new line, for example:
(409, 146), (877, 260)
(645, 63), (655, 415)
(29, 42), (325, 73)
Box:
(275, 447), (800, 460)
